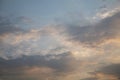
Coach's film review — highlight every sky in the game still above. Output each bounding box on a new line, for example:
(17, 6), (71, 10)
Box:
(0, 0), (120, 80)
(0, 0), (116, 27)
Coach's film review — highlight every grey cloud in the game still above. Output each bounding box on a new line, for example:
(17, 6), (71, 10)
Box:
(88, 64), (120, 80)
(64, 12), (120, 46)
(0, 16), (33, 58)
(0, 52), (79, 73)
(1, 11), (120, 59)
(0, 53), (81, 80)
(98, 64), (120, 78)
(0, 16), (24, 35)
(0, 8), (120, 80)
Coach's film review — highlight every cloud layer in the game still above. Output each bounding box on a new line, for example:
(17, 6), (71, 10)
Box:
(0, 8), (120, 80)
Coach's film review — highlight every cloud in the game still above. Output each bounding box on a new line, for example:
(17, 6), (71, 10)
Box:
(16, 16), (33, 24)
(0, 16), (23, 35)
(94, 6), (120, 20)
(0, 9), (120, 59)
(0, 53), (82, 80)
(63, 11), (120, 47)
(86, 64), (120, 80)
(0, 9), (120, 61)
(0, 52), (79, 72)
(0, 7), (120, 80)
(0, 22), (65, 59)
(98, 64), (120, 78)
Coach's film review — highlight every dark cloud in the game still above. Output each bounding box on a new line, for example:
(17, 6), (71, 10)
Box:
(88, 64), (120, 80)
(0, 52), (79, 73)
(0, 53), (81, 80)
(98, 64), (120, 78)
(64, 12), (120, 46)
